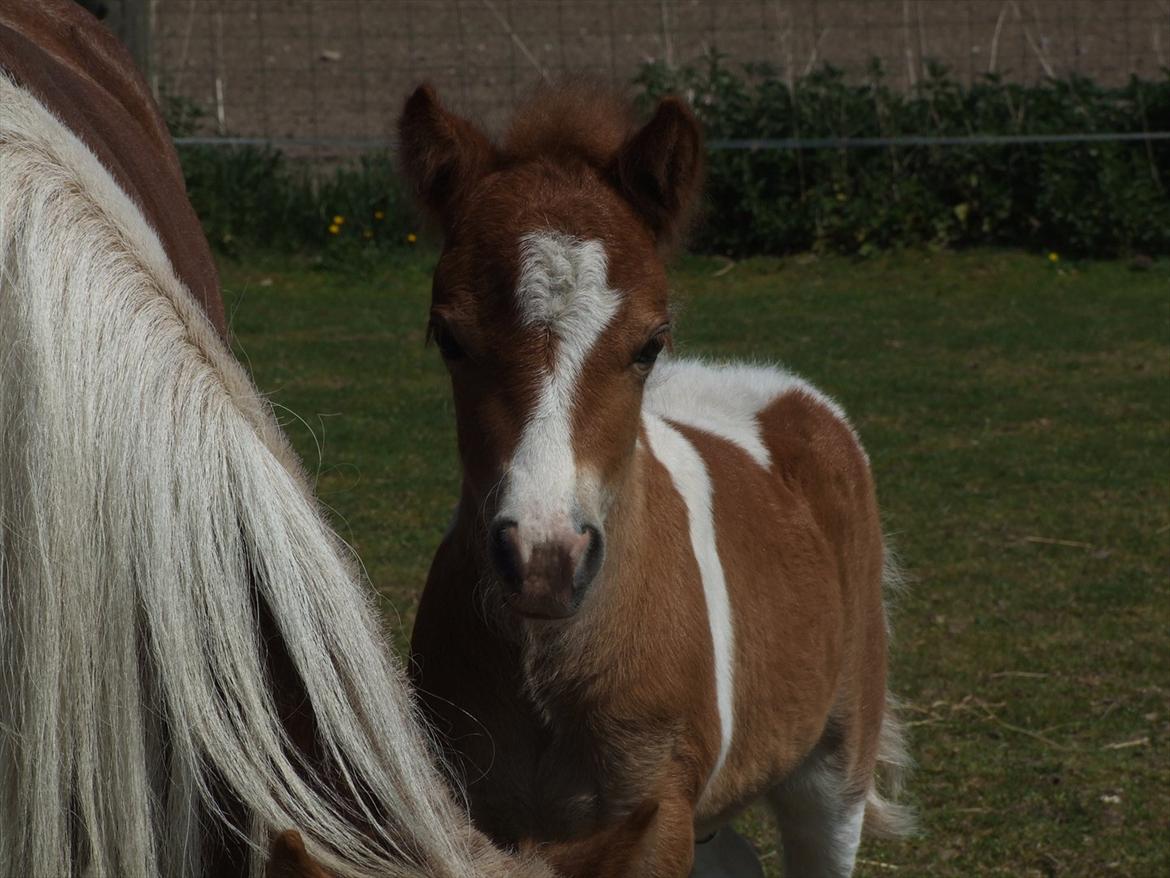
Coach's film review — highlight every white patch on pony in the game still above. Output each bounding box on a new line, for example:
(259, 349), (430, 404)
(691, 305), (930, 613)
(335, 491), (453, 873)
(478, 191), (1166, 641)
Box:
(498, 232), (620, 542)
(645, 358), (864, 467)
(642, 413), (735, 802)
(834, 801), (867, 871)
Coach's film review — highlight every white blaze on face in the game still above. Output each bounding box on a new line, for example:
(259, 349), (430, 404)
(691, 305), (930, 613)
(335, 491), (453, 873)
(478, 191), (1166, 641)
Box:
(499, 232), (621, 549)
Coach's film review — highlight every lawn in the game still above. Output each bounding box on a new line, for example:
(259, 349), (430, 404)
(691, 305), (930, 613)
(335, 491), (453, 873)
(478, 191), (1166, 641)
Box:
(220, 248), (1169, 877)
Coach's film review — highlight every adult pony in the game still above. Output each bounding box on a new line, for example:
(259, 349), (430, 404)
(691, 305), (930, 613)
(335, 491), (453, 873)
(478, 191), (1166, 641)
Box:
(0, 3), (549, 877)
(398, 84), (913, 877)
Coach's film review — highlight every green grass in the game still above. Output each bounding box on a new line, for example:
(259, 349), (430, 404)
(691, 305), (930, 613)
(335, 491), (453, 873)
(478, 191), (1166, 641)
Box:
(220, 248), (1169, 877)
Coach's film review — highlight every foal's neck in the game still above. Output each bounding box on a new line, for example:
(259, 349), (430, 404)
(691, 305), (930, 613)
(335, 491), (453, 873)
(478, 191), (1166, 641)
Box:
(528, 448), (650, 633)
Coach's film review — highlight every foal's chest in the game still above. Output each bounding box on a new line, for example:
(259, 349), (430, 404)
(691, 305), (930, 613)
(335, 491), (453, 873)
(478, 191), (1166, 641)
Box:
(515, 671), (688, 842)
(509, 604), (720, 838)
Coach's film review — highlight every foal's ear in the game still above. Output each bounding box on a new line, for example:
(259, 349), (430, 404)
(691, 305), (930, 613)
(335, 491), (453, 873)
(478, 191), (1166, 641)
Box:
(265, 830), (333, 878)
(613, 97), (704, 247)
(398, 84), (496, 231)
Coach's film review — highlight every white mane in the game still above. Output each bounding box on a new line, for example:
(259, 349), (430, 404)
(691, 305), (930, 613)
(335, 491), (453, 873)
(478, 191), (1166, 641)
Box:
(0, 72), (542, 878)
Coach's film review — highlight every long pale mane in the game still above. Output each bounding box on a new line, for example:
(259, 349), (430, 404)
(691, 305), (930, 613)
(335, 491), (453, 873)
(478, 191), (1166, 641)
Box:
(0, 72), (539, 878)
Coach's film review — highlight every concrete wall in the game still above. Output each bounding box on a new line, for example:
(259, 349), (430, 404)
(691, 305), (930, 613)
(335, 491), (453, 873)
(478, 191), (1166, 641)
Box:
(144, 1), (1170, 144)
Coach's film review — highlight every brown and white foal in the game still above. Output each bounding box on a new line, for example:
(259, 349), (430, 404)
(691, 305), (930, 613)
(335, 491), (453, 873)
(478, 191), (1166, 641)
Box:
(400, 84), (911, 877)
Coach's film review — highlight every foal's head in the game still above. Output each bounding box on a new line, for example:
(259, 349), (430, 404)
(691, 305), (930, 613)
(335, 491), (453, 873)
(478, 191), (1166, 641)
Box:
(399, 84), (702, 621)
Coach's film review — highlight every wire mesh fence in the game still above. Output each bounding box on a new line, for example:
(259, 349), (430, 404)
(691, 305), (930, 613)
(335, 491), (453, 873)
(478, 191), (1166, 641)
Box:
(104, 0), (1170, 155)
(82, 1), (1170, 257)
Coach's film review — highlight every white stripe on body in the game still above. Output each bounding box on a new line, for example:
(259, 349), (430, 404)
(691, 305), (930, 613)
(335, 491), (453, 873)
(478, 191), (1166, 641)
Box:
(499, 232), (621, 543)
(642, 412), (736, 802)
(645, 358), (862, 467)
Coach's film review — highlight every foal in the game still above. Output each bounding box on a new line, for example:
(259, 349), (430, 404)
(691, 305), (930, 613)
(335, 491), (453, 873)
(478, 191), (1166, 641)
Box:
(400, 84), (911, 877)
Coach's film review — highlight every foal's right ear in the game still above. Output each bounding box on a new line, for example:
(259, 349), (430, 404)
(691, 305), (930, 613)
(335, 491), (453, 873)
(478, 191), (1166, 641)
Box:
(398, 84), (495, 231)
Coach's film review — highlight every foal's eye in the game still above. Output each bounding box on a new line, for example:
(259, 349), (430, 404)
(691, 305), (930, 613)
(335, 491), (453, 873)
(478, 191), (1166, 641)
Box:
(633, 328), (670, 373)
(428, 321), (466, 361)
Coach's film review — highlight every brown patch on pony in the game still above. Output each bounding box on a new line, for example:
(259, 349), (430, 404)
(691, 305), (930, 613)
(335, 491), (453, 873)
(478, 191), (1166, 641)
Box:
(265, 831), (334, 878)
(754, 391), (889, 799)
(526, 799), (660, 877)
(0, 0), (226, 337)
(667, 417), (844, 815)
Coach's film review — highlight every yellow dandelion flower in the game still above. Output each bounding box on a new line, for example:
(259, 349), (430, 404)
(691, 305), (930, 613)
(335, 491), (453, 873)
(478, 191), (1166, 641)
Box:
(406, 232), (418, 244)
(1048, 251), (1060, 263)
(332, 214), (345, 225)
(374, 210), (386, 220)
(328, 223), (340, 235)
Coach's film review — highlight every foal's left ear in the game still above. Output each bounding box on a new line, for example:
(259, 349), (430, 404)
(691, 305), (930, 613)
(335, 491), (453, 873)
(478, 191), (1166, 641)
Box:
(265, 830), (333, 878)
(612, 97), (704, 248)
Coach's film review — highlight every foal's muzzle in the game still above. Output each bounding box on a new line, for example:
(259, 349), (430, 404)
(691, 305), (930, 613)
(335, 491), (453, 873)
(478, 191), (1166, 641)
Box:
(489, 518), (604, 619)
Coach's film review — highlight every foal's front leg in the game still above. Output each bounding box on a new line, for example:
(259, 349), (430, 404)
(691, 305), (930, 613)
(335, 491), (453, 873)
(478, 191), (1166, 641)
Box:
(645, 793), (698, 877)
(538, 792), (696, 878)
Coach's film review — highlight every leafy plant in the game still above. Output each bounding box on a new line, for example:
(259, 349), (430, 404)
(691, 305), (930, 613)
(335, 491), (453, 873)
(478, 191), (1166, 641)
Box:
(164, 58), (1170, 258)
(635, 53), (1170, 257)
(162, 92), (418, 255)
(174, 145), (418, 255)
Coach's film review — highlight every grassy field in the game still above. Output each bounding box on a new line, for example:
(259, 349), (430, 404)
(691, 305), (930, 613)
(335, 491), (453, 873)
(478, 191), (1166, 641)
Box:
(220, 248), (1169, 877)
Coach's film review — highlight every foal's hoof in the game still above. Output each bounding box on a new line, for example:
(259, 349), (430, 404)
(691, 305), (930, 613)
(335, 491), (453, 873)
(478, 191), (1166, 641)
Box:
(691, 828), (765, 878)
(266, 830), (333, 878)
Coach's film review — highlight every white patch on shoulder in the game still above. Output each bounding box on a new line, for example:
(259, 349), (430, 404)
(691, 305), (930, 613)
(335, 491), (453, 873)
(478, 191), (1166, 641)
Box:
(642, 412), (735, 801)
(644, 358), (863, 467)
(498, 233), (621, 541)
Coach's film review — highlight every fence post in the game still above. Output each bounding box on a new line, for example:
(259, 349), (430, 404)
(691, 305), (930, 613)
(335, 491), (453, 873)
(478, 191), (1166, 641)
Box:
(117, 0), (152, 86)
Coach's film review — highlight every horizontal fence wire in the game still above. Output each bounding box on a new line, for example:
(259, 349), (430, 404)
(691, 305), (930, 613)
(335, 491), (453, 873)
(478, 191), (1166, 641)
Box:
(707, 131), (1170, 149)
(174, 131), (1170, 152)
(121, 0), (1169, 154)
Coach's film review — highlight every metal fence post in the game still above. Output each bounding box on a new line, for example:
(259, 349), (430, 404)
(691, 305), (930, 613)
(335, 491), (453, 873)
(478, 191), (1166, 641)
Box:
(118, 0), (152, 86)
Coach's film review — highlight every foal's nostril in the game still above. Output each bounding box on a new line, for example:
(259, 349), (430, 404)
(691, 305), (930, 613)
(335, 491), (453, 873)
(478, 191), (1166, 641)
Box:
(575, 523), (605, 590)
(489, 519), (523, 590)
(491, 518), (605, 616)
